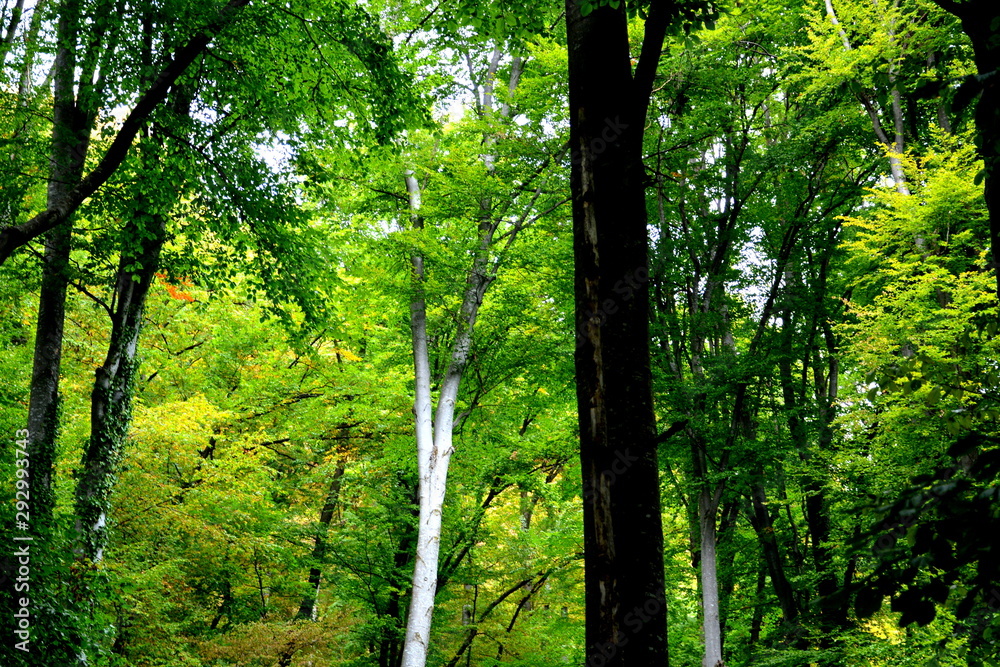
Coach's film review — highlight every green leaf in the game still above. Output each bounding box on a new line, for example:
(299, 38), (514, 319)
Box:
(924, 386), (941, 406)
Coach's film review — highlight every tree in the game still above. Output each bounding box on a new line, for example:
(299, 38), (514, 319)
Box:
(14, 0), (252, 544)
(565, 1), (717, 665)
(397, 45), (567, 666)
(931, 0), (1000, 301)
(834, 129), (1000, 663)
(2, 1), (417, 662)
(644, 3), (881, 659)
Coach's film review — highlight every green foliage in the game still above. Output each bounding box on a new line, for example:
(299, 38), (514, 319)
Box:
(1, 0), (997, 665)
(839, 131), (997, 473)
(848, 432), (1000, 626)
(836, 125), (998, 662)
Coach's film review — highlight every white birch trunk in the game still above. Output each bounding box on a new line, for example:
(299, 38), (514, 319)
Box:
(402, 169), (438, 667)
(400, 49), (526, 667)
(699, 486), (724, 667)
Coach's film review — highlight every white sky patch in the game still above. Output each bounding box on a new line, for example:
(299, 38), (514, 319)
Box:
(734, 224), (773, 319)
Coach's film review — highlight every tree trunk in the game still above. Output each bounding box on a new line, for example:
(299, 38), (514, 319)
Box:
(27, 0), (93, 530)
(27, 225), (70, 530)
(698, 486), (723, 667)
(73, 76), (194, 564)
(296, 456), (347, 620)
(932, 0), (1000, 301)
(566, 1), (674, 665)
(379, 478), (419, 667)
(807, 322), (843, 637)
(399, 49), (526, 666)
(747, 481), (798, 626)
(74, 208), (166, 562)
(691, 436), (725, 667)
(400, 168), (493, 667)
(824, 0), (910, 195)
(400, 168), (438, 667)
(0, 0), (25, 60)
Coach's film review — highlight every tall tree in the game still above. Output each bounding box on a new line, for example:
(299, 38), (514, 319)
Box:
(399, 43), (560, 666)
(565, 0), (715, 664)
(16, 0), (252, 542)
(931, 0), (1000, 301)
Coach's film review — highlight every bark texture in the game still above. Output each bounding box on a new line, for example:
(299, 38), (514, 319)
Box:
(931, 0), (1000, 300)
(566, 1), (673, 664)
(74, 207), (166, 562)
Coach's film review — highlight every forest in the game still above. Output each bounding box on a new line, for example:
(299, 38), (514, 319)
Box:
(0, 0), (998, 665)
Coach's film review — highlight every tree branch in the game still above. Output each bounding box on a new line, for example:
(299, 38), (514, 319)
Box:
(0, 0), (251, 265)
(632, 0), (672, 123)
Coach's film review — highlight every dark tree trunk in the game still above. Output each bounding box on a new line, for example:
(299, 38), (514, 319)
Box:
(747, 481), (798, 626)
(74, 70), (195, 563)
(779, 252), (848, 643)
(566, 1), (674, 664)
(27, 226), (70, 528)
(780, 326), (837, 637)
(27, 0), (93, 531)
(378, 475), (418, 667)
(74, 208), (166, 562)
(933, 0), (1000, 301)
(809, 265), (846, 638)
(296, 457), (347, 620)
(277, 642), (297, 667)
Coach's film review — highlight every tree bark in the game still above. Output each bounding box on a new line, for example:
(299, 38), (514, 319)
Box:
(931, 0), (1000, 301)
(74, 206), (166, 562)
(379, 477), (419, 667)
(27, 225), (70, 530)
(696, 470), (724, 667)
(296, 456), (347, 621)
(400, 168), (438, 667)
(26, 0), (93, 531)
(0, 0), (25, 62)
(566, 1), (673, 665)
